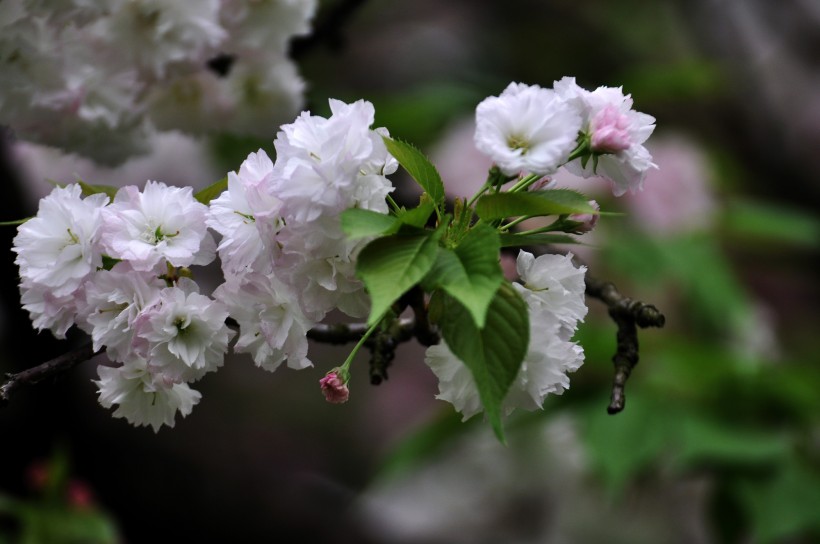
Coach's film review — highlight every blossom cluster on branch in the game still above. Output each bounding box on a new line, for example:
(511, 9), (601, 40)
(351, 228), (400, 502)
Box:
(0, 0), (316, 164)
(10, 78), (658, 440)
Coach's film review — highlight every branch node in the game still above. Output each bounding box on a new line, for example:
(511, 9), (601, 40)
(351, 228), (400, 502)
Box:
(585, 274), (665, 415)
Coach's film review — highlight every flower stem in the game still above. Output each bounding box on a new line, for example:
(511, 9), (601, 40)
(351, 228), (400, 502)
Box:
(507, 173), (540, 193)
(386, 194), (401, 214)
(466, 182), (490, 208)
(340, 314), (384, 372)
(514, 220), (566, 236)
(499, 215), (532, 232)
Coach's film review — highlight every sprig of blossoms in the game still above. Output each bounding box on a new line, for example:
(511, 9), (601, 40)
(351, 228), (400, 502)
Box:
(474, 79), (656, 195)
(11, 79), (661, 438)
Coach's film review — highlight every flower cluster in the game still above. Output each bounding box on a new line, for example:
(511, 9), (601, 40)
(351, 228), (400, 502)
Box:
(12, 79), (658, 434)
(210, 99), (397, 370)
(0, 0), (316, 164)
(12, 98), (396, 431)
(13, 182), (230, 431)
(475, 78), (657, 195)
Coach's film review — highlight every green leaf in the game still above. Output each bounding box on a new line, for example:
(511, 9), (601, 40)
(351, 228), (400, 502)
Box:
(356, 228), (442, 325)
(100, 255), (121, 271)
(382, 137), (445, 206)
(498, 233), (580, 247)
(78, 181), (118, 200)
(423, 225), (503, 328)
(194, 176), (228, 205)
(475, 189), (595, 220)
(439, 282), (530, 443)
(396, 194), (435, 228)
(341, 209), (398, 239)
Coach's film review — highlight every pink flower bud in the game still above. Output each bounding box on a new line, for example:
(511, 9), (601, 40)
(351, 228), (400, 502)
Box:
(568, 200), (600, 233)
(590, 105), (632, 153)
(319, 371), (350, 404)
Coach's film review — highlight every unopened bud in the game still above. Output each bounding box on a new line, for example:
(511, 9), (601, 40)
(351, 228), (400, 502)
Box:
(319, 368), (350, 404)
(567, 200), (600, 234)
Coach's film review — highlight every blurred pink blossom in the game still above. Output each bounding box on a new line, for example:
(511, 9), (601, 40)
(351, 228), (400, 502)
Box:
(622, 134), (717, 235)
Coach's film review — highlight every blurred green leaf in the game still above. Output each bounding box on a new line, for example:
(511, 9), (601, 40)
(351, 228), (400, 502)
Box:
(371, 84), (483, 145)
(737, 462), (820, 543)
(674, 414), (790, 468)
(18, 506), (118, 544)
(579, 394), (671, 493)
(622, 60), (725, 102)
(605, 231), (750, 333)
(723, 198), (820, 248)
(78, 181), (118, 200)
(208, 133), (273, 173)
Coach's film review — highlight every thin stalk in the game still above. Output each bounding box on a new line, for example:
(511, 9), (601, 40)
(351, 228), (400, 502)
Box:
(499, 215), (532, 232)
(339, 315), (383, 372)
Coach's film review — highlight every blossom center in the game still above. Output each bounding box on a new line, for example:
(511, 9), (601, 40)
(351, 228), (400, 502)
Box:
(140, 225), (178, 245)
(506, 134), (531, 155)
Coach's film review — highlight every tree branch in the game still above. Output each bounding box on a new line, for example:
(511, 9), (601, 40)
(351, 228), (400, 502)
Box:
(0, 342), (98, 406)
(2, 311), (439, 406)
(584, 275), (666, 414)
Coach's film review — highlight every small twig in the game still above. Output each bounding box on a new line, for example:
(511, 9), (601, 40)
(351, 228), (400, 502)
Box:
(584, 275), (665, 414)
(0, 342), (98, 406)
(403, 286), (440, 347)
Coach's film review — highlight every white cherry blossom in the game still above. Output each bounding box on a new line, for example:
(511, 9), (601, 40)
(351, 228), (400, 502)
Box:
(80, 263), (165, 362)
(101, 181), (215, 272)
(474, 82), (582, 176)
(554, 77), (657, 195)
(95, 359), (202, 433)
(214, 272), (313, 372)
(134, 281), (233, 383)
(13, 184), (107, 297)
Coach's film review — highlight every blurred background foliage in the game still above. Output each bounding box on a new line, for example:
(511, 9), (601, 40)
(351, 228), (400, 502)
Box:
(1, 0), (819, 542)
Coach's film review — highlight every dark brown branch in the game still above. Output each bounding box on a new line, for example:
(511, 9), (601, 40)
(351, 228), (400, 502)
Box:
(0, 342), (98, 406)
(3, 312), (437, 405)
(584, 275), (665, 414)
